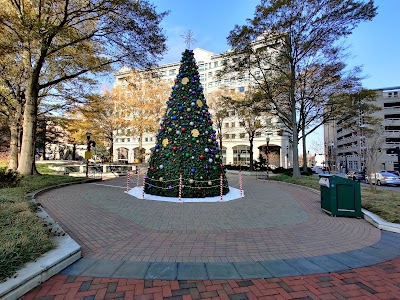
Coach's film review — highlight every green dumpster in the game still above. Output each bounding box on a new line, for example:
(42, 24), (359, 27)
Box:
(319, 175), (362, 218)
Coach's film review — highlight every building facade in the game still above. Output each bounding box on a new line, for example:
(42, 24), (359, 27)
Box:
(113, 48), (293, 168)
(324, 86), (400, 173)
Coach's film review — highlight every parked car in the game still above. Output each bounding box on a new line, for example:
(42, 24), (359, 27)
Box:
(345, 171), (366, 181)
(365, 171), (400, 186)
(388, 170), (400, 177)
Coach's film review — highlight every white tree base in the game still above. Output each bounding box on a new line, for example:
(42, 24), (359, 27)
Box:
(127, 186), (243, 202)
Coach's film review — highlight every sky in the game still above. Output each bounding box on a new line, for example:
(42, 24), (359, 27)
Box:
(127, 0), (400, 152)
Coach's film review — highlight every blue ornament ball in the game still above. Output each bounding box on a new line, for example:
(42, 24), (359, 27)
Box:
(191, 168), (196, 173)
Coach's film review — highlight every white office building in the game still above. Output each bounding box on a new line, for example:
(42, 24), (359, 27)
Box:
(113, 48), (292, 168)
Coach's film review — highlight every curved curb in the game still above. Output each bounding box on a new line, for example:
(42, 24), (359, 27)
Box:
(362, 209), (400, 234)
(0, 179), (99, 300)
(59, 230), (400, 280)
(264, 179), (400, 233)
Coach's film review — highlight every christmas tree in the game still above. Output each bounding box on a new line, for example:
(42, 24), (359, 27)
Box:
(144, 49), (229, 198)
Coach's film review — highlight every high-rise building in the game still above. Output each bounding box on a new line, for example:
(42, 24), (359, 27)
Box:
(113, 48), (292, 168)
(324, 86), (400, 173)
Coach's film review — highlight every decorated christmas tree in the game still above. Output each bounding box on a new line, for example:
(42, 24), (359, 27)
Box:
(144, 49), (229, 198)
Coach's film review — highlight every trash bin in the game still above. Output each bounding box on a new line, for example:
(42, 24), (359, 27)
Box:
(319, 175), (362, 218)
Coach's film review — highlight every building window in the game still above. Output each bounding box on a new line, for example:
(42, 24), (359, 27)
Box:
(200, 74), (205, 81)
(145, 137), (148, 142)
(349, 161), (353, 169)
(240, 133), (245, 138)
(208, 82), (213, 88)
(224, 134), (229, 139)
(239, 121), (245, 127)
(231, 134), (236, 139)
(150, 137), (153, 141)
(224, 123), (229, 128)
(255, 132), (261, 137)
(169, 69), (176, 75)
(127, 138), (130, 142)
(208, 72), (212, 77)
(233, 146), (251, 165)
(199, 63), (204, 71)
(395, 91), (399, 97)
(214, 61), (219, 68)
(354, 161), (358, 170)
(231, 122), (235, 128)
(121, 138), (125, 142)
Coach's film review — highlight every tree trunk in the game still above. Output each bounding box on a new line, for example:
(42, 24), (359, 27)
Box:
(290, 63), (300, 177)
(8, 123), (20, 170)
(17, 82), (38, 175)
(72, 143), (77, 160)
(302, 127), (308, 173)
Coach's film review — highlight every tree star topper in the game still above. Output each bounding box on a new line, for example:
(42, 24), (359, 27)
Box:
(181, 30), (197, 49)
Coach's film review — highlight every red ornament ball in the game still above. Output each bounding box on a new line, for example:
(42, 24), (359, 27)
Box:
(150, 167), (154, 171)
(173, 146), (178, 151)
(199, 155), (205, 160)
(188, 143), (192, 147)
(181, 127), (186, 132)
(161, 127), (165, 132)
(197, 187), (202, 191)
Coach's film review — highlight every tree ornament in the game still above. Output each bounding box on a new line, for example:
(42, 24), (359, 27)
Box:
(208, 181), (212, 186)
(172, 146), (178, 151)
(199, 155), (205, 160)
(162, 139), (169, 147)
(191, 168), (195, 173)
(189, 179), (194, 184)
(204, 148), (209, 152)
(191, 129), (199, 137)
(159, 164), (164, 169)
(181, 77), (189, 84)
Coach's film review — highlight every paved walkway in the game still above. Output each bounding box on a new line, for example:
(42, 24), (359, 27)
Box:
(23, 174), (400, 299)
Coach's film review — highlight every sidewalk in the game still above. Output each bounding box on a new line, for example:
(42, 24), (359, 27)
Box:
(21, 174), (400, 299)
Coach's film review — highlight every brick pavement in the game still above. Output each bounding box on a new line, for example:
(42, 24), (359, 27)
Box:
(21, 174), (400, 298)
(23, 256), (400, 299)
(35, 175), (381, 262)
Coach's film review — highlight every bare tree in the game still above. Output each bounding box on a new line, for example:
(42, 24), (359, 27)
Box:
(223, 0), (377, 176)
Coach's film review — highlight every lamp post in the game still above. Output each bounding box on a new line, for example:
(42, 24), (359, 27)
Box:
(286, 145), (289, 168)
(266, 137), (270, 177)
(85, 131), (91, 178)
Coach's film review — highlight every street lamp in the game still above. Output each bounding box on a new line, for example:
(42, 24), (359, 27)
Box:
(85, 131), (91, 178)
(266, 137), (270, 177)
(286, 145), (289, 169)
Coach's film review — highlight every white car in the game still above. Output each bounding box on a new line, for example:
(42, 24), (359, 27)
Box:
(365, 171), (400, 186)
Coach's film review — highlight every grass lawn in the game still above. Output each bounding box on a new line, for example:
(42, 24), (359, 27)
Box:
(269, 174), (400, 223)
(0, 170), (86, 282)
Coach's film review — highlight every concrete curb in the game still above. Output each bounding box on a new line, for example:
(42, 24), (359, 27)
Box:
(362, 209), (400, 234)
(0, 179), (99, 300)
(264, 179), (400, 234)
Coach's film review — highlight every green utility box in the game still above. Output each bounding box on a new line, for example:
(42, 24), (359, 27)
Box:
(319, 175), (362, 218)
